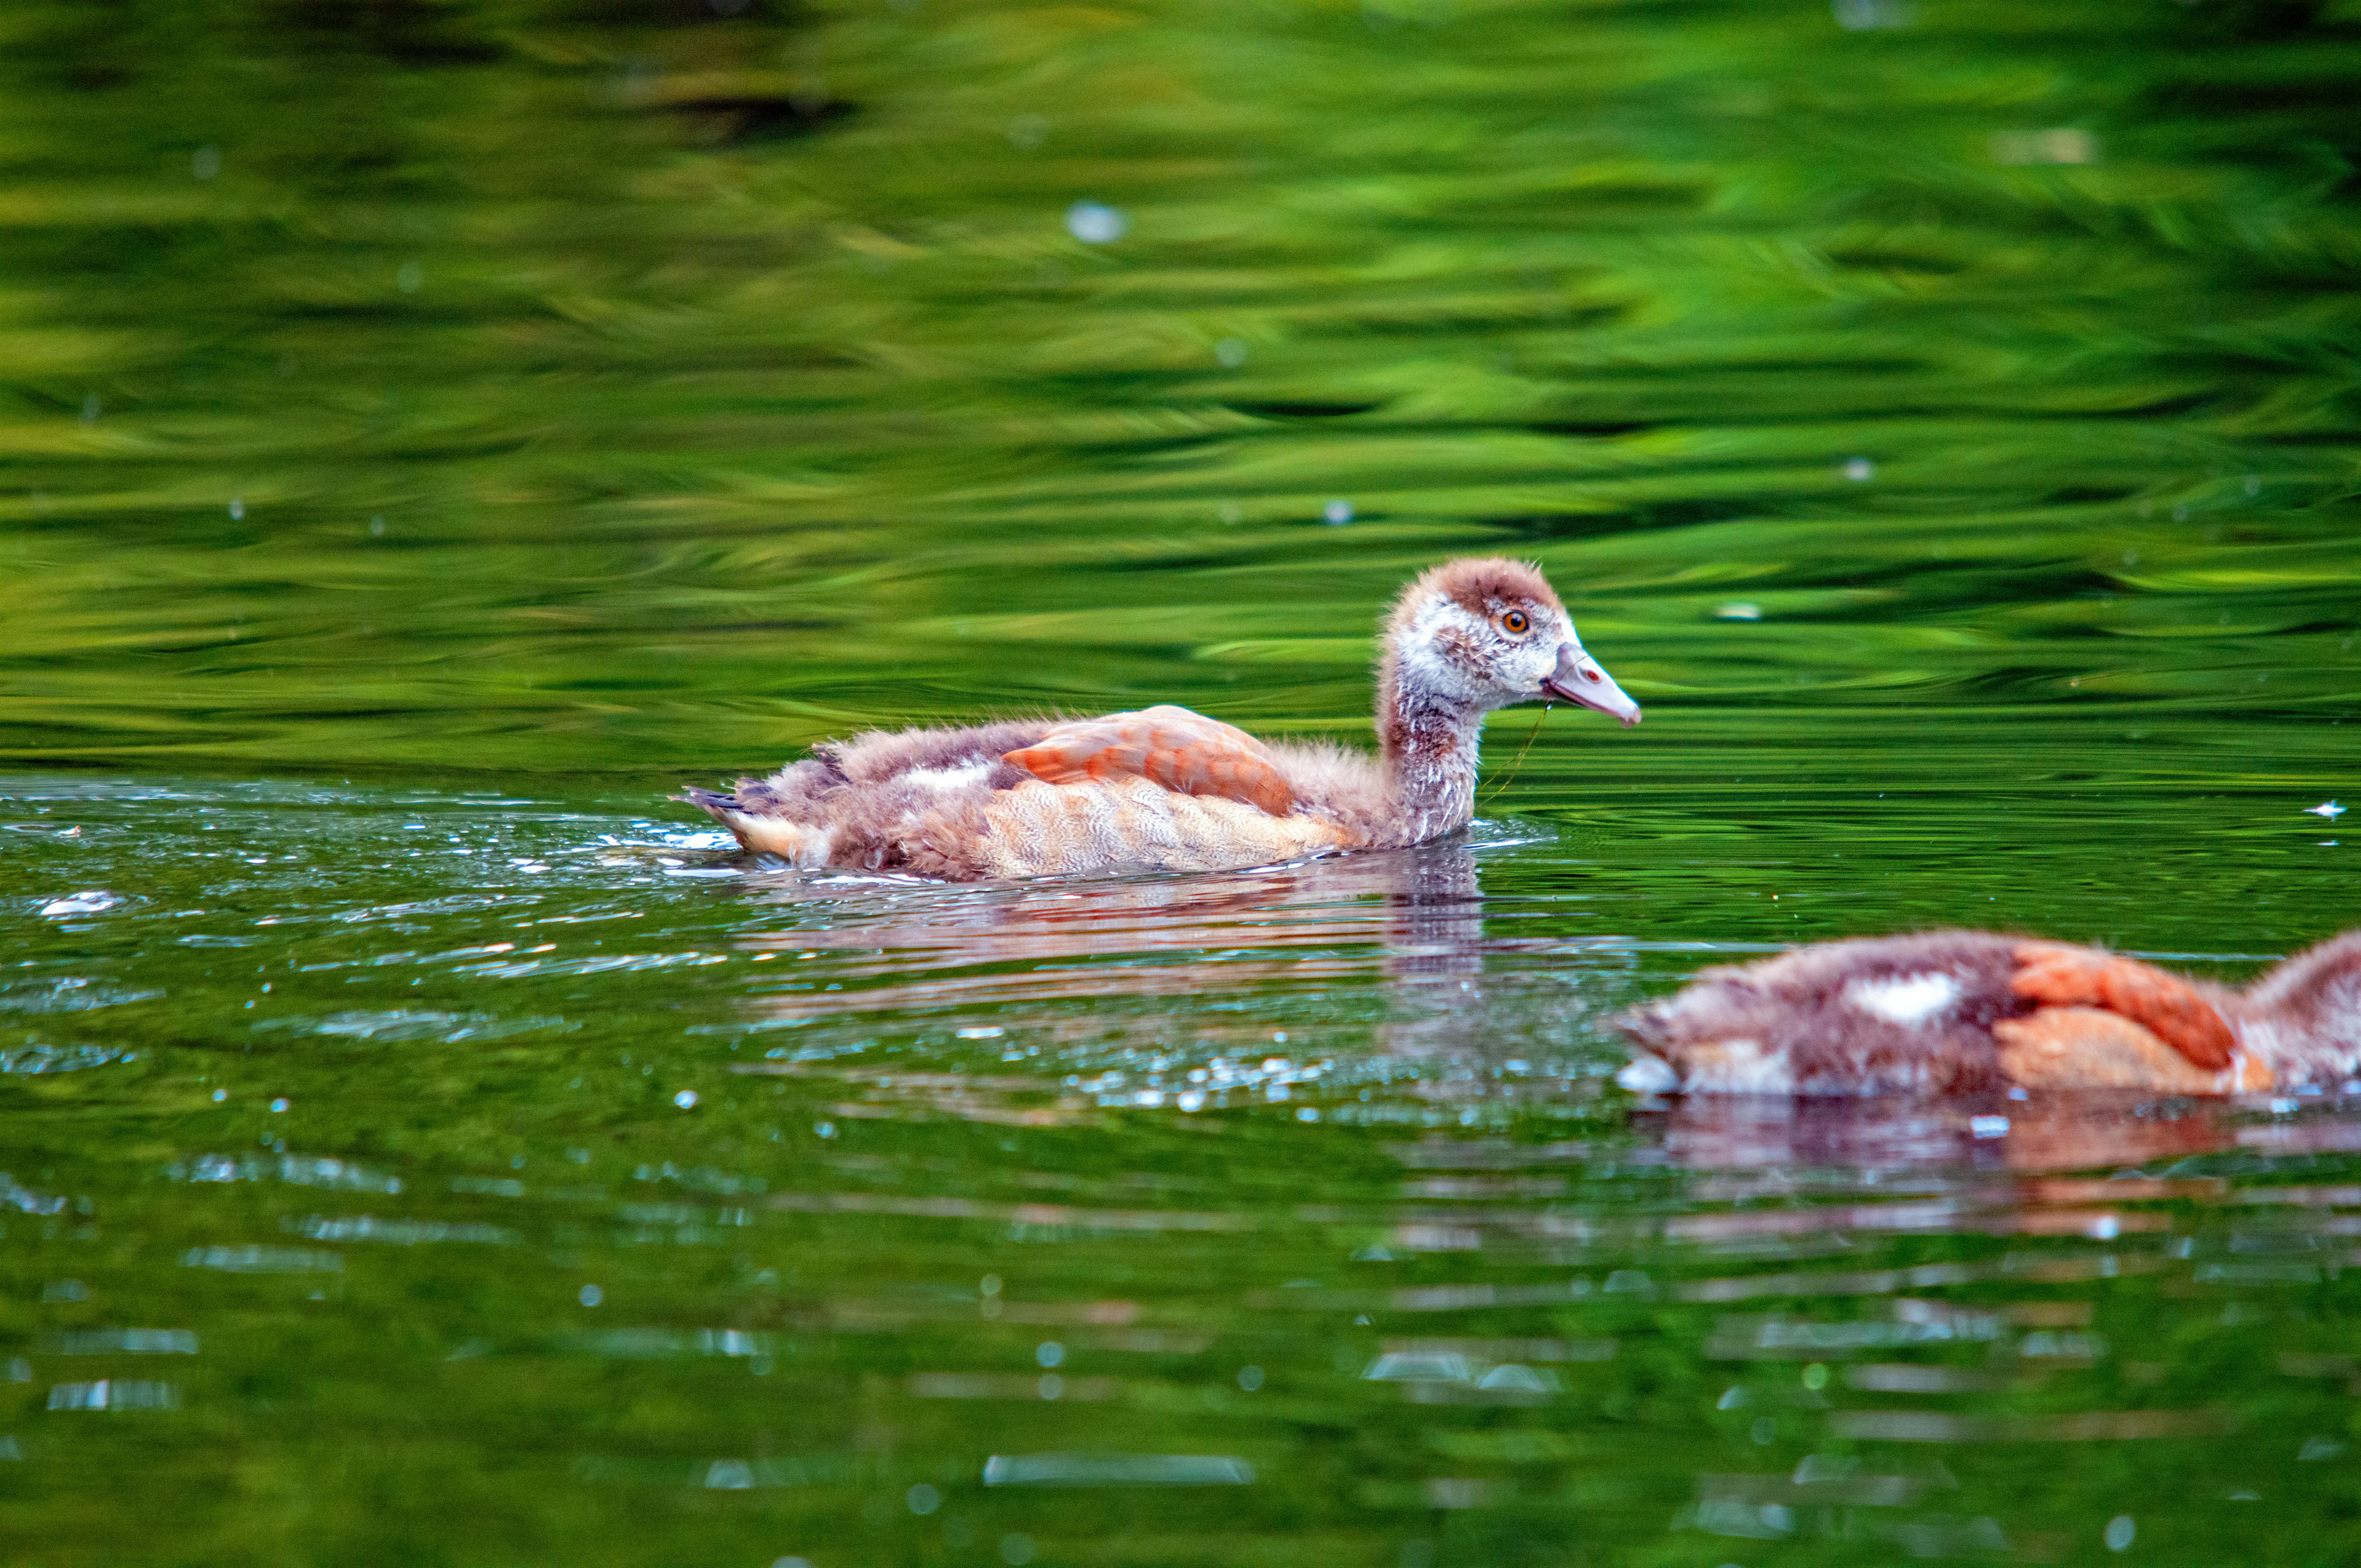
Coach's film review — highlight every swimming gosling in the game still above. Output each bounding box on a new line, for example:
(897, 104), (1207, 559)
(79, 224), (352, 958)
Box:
(681, 557), (1639, 879)
(1618, 929), (2361, 1096)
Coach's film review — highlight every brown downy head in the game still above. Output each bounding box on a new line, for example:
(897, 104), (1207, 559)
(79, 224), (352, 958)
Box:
(1378, 557), (1640, 732)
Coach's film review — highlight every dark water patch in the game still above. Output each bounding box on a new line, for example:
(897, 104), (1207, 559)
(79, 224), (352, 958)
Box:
(1528, 420), (1657, 438)
(1820, 246), (1974, 277)
(655, 95), (854, 144)
(1229, 402), (1387, 420)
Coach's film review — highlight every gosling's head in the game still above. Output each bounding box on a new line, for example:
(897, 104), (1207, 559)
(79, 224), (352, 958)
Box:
(2239, 929), (2361, 1083)
(1383, 556), (1640, 724)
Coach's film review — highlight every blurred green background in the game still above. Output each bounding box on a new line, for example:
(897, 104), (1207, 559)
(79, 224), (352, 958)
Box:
(5, 0), (2354, 790)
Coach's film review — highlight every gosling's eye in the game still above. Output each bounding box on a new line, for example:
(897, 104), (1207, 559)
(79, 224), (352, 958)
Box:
(1502, 610), (1529, 635)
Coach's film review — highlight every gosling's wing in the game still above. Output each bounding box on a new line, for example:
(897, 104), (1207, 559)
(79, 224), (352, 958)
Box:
(2009, 943), (2236, 1070)
(1992, 1007), (2223, 1092)
(1002, 704), (1295, 818)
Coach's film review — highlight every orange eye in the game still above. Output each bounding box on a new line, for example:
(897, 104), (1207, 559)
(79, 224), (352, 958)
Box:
(1502, 610), (1529, 634)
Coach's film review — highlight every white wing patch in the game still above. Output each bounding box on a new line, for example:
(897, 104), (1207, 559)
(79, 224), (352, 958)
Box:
(1843, 972), (1959, 1027)
(899, 762), (995, 793)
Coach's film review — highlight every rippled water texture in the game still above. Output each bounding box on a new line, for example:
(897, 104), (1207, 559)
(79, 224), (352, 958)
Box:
(3, 0), (2360, 1561)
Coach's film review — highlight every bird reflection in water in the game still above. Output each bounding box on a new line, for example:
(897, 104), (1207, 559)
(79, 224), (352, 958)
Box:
(721, 827), (1622, 1112)
(730, 835), (1496, 1019)
(1646, 1093), (2266, 1177)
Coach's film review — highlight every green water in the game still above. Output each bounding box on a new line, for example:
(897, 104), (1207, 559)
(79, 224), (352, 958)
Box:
(5, 0), (2361, 1561)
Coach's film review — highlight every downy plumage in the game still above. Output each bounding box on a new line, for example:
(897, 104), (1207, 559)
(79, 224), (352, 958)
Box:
(680, 557), (1640, 880)
(1618, 929), (2361, 1096)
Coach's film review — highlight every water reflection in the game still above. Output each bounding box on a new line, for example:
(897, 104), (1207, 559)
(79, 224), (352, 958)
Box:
(12, 777), (2361, 1560)
(1655, 1088), (2361, 1176)
(734, 832), (1499, 1024)
(1656, 1092), (2227, 1175)
(726, 827), (1643, 1122)
(666, 834), (2361, 1560)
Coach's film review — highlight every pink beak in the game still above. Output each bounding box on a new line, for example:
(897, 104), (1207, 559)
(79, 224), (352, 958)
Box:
(1540, 642), (1641, 727)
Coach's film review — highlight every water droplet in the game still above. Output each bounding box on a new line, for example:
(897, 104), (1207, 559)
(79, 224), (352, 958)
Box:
(1843, 456), (1875, 481)
(906, 1483), (941, 1515)
(1831, 0), (1912, 27)
(2104, 1516), (2135, 1552)
(1215, 337), (1249, 367)
(1237, 1365), (1265, 1390)
(1322, 499), (1353, 525)
(1065, 201), (1128, 243)
(1035, 1340), (1065, 1368)
(227, 498), (245, 520)
(269, 1098), (289, 1113)
(579, 1284), (603, 1307)
(674, 1089), (699, 1110)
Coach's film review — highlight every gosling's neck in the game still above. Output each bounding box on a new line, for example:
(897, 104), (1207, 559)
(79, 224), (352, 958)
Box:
(1376, 658), (1489, 845)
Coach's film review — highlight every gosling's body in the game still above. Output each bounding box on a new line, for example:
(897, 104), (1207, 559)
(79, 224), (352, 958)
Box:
(682, 558), (1639, 880)
(1619, 929), (2361, 1096)
(684, 711), (1370, 879)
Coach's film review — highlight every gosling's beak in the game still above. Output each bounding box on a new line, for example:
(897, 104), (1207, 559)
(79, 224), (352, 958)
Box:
(1539, 641), (1642, 727)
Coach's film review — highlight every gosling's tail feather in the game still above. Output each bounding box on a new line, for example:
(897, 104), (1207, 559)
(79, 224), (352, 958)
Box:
(676, 785), (743, 817)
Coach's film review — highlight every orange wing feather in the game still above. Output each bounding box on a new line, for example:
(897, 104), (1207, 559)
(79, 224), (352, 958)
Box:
(1003, 705), (1295, 818)
(2009, 943), (2236, 1071)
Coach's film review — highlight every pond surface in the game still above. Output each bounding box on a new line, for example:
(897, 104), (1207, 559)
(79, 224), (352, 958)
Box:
(3, 0), (2360, 1562)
